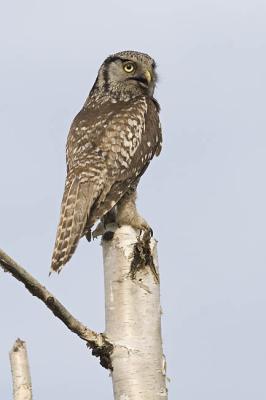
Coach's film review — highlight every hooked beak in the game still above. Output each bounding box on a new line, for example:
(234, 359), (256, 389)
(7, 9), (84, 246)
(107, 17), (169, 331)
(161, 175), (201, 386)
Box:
(126, 68), (154, 88)
(144, 69), (152, 84)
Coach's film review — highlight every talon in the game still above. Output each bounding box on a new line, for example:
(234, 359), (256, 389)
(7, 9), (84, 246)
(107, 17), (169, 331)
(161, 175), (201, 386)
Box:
(86, 231), (92, 242)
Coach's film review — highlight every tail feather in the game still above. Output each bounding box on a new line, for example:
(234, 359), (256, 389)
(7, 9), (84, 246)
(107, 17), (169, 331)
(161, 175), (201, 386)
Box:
(51, 177), (95, 273)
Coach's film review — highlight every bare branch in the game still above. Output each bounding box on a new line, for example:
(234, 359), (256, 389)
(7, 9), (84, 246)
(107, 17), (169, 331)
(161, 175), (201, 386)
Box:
(9, 339), (32, 400)
(0, 248), (113, 368)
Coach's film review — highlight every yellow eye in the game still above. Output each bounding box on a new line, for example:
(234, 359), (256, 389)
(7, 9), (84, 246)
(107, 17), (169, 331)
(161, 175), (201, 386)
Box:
(123, 63), (135, 73)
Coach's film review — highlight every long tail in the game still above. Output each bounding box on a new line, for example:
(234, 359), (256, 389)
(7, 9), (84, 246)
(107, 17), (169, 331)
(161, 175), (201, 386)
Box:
(50, 176), (95, 273)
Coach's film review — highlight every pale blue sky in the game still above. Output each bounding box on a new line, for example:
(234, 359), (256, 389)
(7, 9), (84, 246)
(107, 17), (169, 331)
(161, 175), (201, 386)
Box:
(1, 0), (266, 398)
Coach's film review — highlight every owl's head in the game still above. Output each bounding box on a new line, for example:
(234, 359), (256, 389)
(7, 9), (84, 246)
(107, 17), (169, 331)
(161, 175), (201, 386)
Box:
(95, 51), (157, 97)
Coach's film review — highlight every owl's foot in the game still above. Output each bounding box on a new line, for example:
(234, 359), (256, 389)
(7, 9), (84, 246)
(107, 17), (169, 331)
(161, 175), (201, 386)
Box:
(116, 190), (153, 237)
(92, 221), (105, 239)
(92, 209), (117, 239)
(117, 213), (152, 234)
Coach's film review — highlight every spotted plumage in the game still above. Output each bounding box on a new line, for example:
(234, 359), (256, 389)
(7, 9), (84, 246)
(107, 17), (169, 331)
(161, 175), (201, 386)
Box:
(51, 50), (162, 272)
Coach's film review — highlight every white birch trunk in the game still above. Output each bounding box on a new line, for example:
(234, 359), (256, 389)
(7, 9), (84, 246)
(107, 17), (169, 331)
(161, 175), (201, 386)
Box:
(9, 339), (32, 400)
(102, 225), (168, 400)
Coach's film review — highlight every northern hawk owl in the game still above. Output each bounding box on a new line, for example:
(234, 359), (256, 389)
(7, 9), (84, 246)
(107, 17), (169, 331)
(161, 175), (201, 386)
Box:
(51, 50), (162, 272)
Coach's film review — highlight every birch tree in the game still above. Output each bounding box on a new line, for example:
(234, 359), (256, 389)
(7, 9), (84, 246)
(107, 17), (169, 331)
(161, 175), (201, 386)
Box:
(1, 225), (168, 399)
(9, 339), (32, 400)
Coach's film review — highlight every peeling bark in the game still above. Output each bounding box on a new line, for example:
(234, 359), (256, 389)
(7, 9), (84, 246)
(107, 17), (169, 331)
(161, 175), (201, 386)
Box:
(102, 226), (168, 400)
